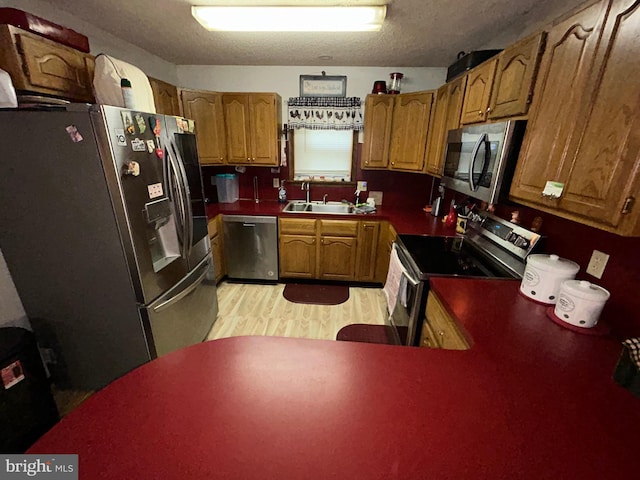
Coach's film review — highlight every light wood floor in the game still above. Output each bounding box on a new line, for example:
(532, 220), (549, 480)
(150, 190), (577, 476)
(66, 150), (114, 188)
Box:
(54, 282), (387, 417)
(207, 281), (388, 341)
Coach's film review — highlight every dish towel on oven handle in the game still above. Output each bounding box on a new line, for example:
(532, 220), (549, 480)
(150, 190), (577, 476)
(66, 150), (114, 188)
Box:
(383, 243), (410, 315)
(622, 338), (640, 368)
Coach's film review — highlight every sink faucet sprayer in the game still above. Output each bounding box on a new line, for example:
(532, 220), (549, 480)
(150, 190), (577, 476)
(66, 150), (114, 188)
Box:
(354, 189), (361, 206)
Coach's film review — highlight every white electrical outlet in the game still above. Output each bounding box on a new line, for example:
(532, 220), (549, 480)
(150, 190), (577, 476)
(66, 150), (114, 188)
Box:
(586, 250), (609, 279)
(357, 181), (368, 191)
(273, 178), (280, 188)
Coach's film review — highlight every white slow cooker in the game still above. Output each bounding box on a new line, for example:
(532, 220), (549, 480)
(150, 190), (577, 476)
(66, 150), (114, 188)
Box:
(554, 280), (610, 328)
(520, 254), (580, 304)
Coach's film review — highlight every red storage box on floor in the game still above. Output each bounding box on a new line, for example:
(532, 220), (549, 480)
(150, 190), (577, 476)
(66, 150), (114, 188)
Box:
(0, 8), (89, 52)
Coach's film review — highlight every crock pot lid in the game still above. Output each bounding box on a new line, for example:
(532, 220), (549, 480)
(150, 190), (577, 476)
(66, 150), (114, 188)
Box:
(526, 254), (580, 273)
(560, 280), (610, 300)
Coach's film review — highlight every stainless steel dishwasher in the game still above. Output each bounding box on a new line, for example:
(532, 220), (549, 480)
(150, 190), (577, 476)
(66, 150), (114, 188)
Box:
(222, 215), (279, 281)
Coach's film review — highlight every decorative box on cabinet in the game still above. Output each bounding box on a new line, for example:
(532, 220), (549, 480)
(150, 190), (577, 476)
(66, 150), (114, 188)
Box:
(0, 24), (94, 102)
(510, 0), (640, 236)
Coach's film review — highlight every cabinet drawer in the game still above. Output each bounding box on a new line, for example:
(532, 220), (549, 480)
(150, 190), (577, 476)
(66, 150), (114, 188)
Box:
(318, 219), (358, 237)
(425, 291), (470, 350)
(17, 32), (93, 101)
(279, 218), (316, 235)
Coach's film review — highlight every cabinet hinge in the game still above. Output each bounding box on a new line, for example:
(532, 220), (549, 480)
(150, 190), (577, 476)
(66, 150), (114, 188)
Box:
(622, 196), (635, 214)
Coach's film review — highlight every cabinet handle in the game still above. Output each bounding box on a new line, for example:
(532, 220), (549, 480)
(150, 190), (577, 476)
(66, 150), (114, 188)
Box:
(438, 331), (444, 336)
(320, 238), (324, 244)
(391, 162), (395, 166)
(486, 107), (492, 113)
(312, 238), (316, 244)
(478, 110), (483, 116)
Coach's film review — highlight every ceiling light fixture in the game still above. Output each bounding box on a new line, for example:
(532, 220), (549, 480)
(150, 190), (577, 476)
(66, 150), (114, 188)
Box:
(191, 5), (387, 32)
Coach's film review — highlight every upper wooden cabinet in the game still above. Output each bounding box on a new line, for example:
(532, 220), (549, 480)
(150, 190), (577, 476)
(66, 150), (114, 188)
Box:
(510, 0), (640, 236)
(488, 32), (546, 119)
(460, 59), (497, 124)
(149, 77), (181, 116)
(424, 75), (467, 176)
(361, 94), (394, 169)
(460, 32), (546, 124)
(223, 93), (281, 166)
(0, 25), (94, 102)
(388, 91), (434, 171)
(180, 89), (227, 166)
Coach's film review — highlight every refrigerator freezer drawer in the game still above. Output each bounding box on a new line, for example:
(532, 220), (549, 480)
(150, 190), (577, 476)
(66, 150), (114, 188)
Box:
(143, 255), (218, 357)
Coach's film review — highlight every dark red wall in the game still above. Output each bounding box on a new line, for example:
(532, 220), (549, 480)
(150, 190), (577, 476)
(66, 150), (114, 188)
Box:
(201, 148), (640, 339)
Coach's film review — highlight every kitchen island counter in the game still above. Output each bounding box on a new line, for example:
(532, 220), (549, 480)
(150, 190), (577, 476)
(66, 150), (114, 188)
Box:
(207, 200), (454, 235)
(28, 278), (639, 479)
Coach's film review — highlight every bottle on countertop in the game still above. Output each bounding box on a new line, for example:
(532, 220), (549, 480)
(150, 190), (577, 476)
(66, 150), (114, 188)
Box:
(444, 200), (457, 228)
(278, 180), (287, 203)
(120, 78), (136, 109)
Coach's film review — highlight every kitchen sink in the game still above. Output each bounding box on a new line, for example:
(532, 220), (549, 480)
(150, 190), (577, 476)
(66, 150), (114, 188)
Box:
(283, 201), (355, 215)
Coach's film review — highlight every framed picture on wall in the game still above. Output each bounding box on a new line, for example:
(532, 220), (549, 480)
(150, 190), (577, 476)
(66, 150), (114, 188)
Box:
(299, 75), (347, 97)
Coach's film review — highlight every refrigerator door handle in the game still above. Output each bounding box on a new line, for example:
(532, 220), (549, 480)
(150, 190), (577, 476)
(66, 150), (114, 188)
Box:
(170, 138), (194, 257)
(152, 263), (208, 313)
(165, 137), (189, 259)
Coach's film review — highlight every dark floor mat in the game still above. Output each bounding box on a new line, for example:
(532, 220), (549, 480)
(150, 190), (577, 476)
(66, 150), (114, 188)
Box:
(336, 324), (397, 344)
(283, 283), (349, 305)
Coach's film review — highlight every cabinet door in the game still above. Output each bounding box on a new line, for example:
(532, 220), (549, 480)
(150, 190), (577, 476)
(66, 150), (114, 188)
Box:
(181, 90), (227, 165)
(223, 93), (251, 164)
(279, 235), (316, 278)
(361, 94), (394, 169)
(423, 76), (466, 176)
(249, 93), (280, 166)
(355, 221), (380, 281)
(150, 77), (181, 116)
(554, 0), (640, 233)
(509, 1), (610, 205)
(389, 91), (434, 171)
(488, 32), (546, 119)
(17, 33), (94, 102)
(425, 291), (469, 350)
(318, 236), (357, 281)
(424, 85), (449, 176)
(460, 59), (497, 124)
(210, 235), (225, 283)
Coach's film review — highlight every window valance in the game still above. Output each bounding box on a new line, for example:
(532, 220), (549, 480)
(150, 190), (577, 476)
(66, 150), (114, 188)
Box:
(287, 97), (363, 131)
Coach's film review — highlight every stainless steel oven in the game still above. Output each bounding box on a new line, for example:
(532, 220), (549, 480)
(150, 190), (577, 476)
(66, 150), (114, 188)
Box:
(389, 212), (542, 346)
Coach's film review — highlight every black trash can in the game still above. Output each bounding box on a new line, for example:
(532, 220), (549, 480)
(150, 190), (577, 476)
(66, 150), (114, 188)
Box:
(0, 327), (59, 453)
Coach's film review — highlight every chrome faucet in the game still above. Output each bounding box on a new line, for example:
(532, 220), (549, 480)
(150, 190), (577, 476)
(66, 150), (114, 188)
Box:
(301, 182), (311, 203)
(323, 193), (328, 204)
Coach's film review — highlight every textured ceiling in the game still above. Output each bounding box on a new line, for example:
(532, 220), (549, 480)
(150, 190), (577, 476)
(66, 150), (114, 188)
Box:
(48, 0), (589, 67)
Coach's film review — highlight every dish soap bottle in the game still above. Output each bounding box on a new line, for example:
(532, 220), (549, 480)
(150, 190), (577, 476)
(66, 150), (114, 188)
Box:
(278, 180), (287, 203)
(444, 200), (457, 228)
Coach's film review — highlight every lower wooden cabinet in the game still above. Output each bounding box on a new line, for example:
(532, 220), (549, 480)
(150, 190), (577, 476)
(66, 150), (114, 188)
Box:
(207, 216), (225, 283)
(420, 291), (470, 350)
(279, 234), (317, 278)
(355, 221), (380, 282)
(279, 218), (383, 282)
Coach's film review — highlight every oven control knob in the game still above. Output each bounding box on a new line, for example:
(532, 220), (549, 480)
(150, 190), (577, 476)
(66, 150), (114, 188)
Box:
(512, 236), (530, 248)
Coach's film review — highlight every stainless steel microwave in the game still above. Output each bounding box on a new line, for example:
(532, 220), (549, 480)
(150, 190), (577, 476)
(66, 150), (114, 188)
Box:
(440, 120), (527, 204)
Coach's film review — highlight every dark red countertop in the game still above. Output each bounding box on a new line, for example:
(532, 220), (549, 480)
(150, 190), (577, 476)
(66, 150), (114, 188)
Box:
(28, 279), (639, 479)
(207, 200), (455, 235)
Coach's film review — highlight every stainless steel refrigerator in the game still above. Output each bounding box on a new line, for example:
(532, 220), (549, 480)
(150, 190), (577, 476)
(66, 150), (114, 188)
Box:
(0, 104), (218, 390)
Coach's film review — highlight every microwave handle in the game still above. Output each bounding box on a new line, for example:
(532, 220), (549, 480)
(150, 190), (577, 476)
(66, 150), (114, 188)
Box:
(468, 133), (489, 192)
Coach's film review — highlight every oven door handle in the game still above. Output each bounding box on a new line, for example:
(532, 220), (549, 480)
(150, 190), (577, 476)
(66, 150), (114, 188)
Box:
(468, 133), (488, 192)
(392, 243), (420, 286)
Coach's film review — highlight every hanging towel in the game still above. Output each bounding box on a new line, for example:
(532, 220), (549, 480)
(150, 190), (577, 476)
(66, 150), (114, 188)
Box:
(383, 243), (411, 315)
